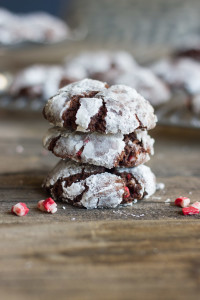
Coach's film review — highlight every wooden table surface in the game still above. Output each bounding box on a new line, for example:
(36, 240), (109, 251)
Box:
(1, 109), (200, 300)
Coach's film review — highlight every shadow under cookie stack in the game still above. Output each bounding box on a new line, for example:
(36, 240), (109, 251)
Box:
(42, 79), (157, 209)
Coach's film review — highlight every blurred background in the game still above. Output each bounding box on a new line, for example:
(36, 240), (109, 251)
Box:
(1, 0), (200, 126)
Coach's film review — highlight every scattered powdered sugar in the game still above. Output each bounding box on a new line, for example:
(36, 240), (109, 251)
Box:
(112, 210), (145, 218)
(62, 206), (66, 210)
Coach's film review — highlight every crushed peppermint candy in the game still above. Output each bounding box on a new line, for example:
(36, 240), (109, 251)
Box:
(37, 198), (57, 213)
(11, 203), (29, 216)
(175, 197), (190, 208)
(182, 207), (199, 215)
(191, 202), (200, 210)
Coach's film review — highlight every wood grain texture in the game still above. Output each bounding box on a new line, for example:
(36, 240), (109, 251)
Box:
(0, 109), (200, 300)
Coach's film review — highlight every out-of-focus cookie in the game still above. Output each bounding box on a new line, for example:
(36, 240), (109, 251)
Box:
(43, 78), (157, 134)
(43, 127), (154, 169)
(62, 50), (137, 84)
(188, 94), (200, 115)
(9, 65), (64, 100)
(115, 67), (171, 106)
(43, 159), (156, 209)
(151, 58), (200, 95)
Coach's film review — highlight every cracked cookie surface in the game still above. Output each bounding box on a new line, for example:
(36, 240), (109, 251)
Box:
(43, 159), (156, 209)
(43, 78), (157, 134)
(43, 127), (154, 169)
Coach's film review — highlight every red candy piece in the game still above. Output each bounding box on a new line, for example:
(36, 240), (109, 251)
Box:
(11, 202), (29, 217)
(182, 207), (199, 215)
(84, 138), (89, 144)
(128, 155), (135, 162)
(126, 173), (132, 180)
(124, 187), (130, 198)
(43, 197), (57, 214)
(76, 150), (82, 157)
(175, 197), (190, 208)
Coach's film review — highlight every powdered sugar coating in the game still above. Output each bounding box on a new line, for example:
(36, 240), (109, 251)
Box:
(75, 97), (103, 130)
(116, 164), (156, 198)
(80, 173), (125, 209)
(44, 159), (103, 190)
(43, 160), (156, 209)
(43, 127), (154, 169)
(115, 67), (171, 106)
(44, 79), (107, 127)
(43, 79), (157, 133)
(97, 84), (157, 134)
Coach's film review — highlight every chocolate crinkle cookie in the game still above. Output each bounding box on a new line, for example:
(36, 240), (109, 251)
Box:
(150, 58), (200, 95)
(43, 78), (157, 134)
(114, 67), (171, 106)
(9, 65), (65, 100)
(63, 50), (137, 84)
(43, 127), (154, 169)
(188, 94), (200, 115)
(43, 159), (156, 209)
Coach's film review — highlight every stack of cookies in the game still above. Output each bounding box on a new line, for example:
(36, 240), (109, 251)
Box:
(42, 79), (157, 209)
